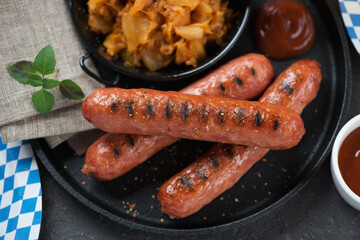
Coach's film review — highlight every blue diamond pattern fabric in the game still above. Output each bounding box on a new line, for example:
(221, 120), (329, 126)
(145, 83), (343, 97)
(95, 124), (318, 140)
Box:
(0, 136), (42, 240)
(339, 0), (360, 54)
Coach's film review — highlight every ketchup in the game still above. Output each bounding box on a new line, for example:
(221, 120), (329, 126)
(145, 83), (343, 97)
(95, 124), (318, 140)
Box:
(254, 0), (315, 60)
(338, 127), (360, 197)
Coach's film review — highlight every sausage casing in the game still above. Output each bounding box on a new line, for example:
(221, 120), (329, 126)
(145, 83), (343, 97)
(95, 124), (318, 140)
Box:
(82, 54), (274, 180)
(82, 88), (305, 149)
(158, 59), (322, 218)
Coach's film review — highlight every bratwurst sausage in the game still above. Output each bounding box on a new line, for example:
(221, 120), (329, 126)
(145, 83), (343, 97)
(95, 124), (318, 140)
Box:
(82, 54), (274, 180)
(82, 88), (305, 149)
(158, 59), (322, 218)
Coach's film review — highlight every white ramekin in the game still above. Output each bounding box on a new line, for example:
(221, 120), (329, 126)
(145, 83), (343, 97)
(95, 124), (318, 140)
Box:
(331, 114), (360, 211)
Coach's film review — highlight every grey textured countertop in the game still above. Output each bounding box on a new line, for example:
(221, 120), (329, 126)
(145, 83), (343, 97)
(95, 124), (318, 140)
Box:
(38, 0), (360, 239)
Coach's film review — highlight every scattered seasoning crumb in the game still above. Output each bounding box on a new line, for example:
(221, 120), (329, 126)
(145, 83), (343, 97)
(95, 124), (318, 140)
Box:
(132, 212), (137, 217)
(194, 128), (201, 135)
(254, 199), (258, 203)
(253, 185), (257, 189)
(123, 187), (127, 191)
(222, 213), (225, 217)
(160, 218), (164, 222)
(262, 158), (267, 162)
(220, 197), (224, 201)
(82, 181), (86, 185)
(129, 203), (136, 209)
(314, 109), (318, 113)
(257, 172), (261, 178)
(152, 178), (156, 182)
(150, 205), (154, 209)
(153, 167), (158, 171)
(264, 182), (268, 186)
(281, 168), (287, 172)
(64, 165), (67, 169)
(126, 210), (129, 214)
(228, 212), (233, 216)
(234, 198), (239, 202)
(268, 191), (272, 195)
(151, 195), (155, 199)
(203, 217), (207, 220)
(241, 184), (245, 189)
(134, 176), (138, 181)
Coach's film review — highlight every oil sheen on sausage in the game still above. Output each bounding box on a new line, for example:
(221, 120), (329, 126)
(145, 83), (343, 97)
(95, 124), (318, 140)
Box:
(82, 88), (305, 150)
(82, 54), (274, 180)
(157, 59), (322, 218)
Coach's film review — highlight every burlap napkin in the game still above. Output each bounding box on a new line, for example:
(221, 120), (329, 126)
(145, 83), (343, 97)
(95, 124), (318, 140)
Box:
(0, 0), (103, 148)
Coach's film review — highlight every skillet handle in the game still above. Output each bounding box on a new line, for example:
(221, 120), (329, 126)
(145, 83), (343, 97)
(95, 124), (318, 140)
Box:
(79, 53), (121, 86)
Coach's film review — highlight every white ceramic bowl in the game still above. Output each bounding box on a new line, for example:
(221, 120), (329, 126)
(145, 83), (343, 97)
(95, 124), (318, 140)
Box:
(331, 114), (360, 211)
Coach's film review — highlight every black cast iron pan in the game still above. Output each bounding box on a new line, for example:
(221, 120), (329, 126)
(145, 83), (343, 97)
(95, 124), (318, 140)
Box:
(69, 0), (251, 83)
(31, 0), (351, 235)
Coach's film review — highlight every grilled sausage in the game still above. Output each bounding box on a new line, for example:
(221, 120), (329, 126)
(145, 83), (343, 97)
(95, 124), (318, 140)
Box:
(82, 54), (274, 180)
(82, 88), (305, 149)
(158, 59), (322, 218)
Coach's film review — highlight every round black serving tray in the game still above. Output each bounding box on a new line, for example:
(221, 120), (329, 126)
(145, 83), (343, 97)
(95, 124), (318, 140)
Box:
(31, 0), (351, 235)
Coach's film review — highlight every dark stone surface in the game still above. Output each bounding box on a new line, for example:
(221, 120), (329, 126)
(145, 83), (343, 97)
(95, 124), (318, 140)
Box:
(38, 0), (360, 239)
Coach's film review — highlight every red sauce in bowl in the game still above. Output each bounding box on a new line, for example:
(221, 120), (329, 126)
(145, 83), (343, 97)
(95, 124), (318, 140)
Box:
(254, 0), (315, 60)
(338, 127), (360, 196)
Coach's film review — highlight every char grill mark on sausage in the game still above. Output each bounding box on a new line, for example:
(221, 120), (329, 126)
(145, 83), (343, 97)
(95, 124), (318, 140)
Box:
(165, 99), (172, 119)
(178, 176), (194, 190)
(218, 83), (226, 94)
(281, 80), (294, 95)
(254, 110), (263, 127)
(111, 101), (118, 112)
(273, 115), (280, 130)
(181, 102), (190, 123)
(217, 108), (227, 125)
(224, 144), (234, 158)
(250, 67), (256, 75)
(199, 105), (209, 124)
(235, 108), (245, 125)
(125, 100), (135, 117)
(145, 100), (154, 119)
(209, 157), (220, 168)
(112, 148), (120, 157)
(125, 135), (135, 146)
(197, 168), (208, 181)
(233, 76), (243, 86)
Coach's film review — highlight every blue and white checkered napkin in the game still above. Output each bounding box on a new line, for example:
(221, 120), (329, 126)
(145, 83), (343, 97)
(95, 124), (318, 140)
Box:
(0, 137), (42, 240)
(339, 0), (360, 54)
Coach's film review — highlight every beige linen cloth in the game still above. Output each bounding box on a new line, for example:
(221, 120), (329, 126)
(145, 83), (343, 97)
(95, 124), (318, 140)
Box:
(0, 0), (104, 152)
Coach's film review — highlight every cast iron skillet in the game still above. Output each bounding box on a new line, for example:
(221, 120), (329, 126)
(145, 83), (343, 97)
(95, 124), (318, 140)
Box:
(31, 0), (351, 235)
(69, 0), (251, 83)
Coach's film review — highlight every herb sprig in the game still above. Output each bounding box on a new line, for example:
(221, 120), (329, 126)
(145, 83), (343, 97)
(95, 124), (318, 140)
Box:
(7, 45), (85, 115)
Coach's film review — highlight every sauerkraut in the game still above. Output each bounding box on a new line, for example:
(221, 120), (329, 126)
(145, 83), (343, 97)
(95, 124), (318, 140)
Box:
(88, 0), (231, 71)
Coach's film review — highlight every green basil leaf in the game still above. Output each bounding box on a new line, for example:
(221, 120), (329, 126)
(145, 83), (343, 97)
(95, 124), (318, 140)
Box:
(28, 75), (43, 87)
(59, 79), (85, 100)
(32, 89), (55, 115)
(33, 45), (56, 76)
(43, 79), (60, 89)
(7, 61), (38, 84)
